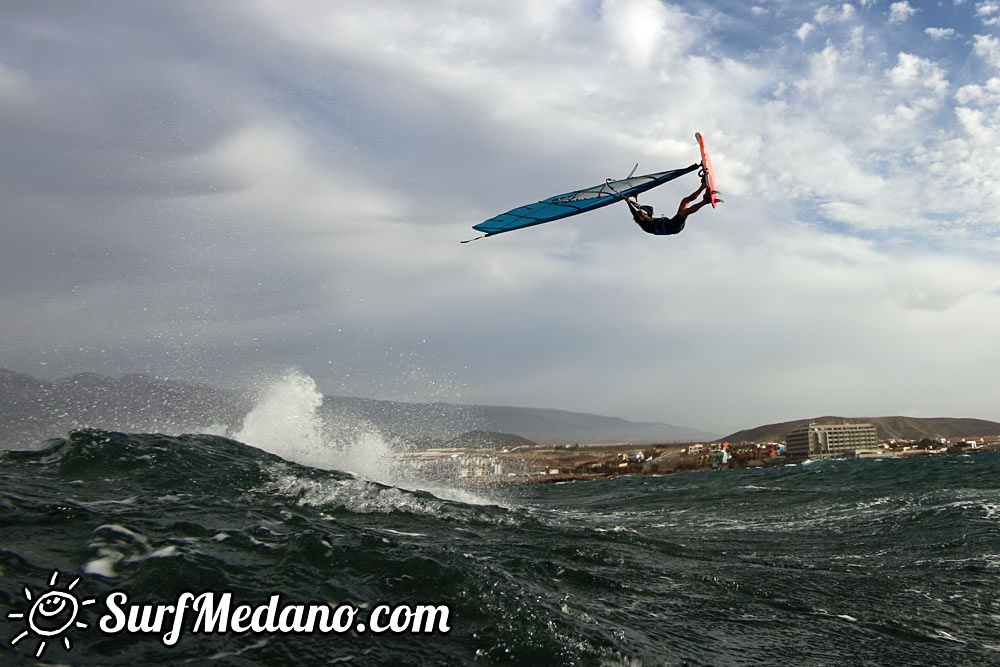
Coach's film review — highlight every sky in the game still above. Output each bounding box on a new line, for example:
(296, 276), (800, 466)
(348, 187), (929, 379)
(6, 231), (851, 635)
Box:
(2, 0), (999, 435)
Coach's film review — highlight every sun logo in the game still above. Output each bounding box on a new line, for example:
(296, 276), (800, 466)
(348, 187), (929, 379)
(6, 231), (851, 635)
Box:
(7, 569), (96, 658)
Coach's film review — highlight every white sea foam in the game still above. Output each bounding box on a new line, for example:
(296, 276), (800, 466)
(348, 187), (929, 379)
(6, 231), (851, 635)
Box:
(261, 470), (440, 516)
(231, 370), (400, 478)
(230, 370), (496, 506)
(232, 371), (329, 469)
(83, 523), (178, 578)
(83, 553), (121, 578)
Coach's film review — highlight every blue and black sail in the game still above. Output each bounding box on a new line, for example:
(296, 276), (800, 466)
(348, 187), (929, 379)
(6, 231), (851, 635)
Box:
(469, 164), (699, 240)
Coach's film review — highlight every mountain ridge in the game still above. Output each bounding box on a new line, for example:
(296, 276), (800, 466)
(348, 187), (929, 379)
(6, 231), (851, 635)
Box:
(722, 415), (1000, 443)
(0, 369), (716, 448)
(4, 368), (999, 450)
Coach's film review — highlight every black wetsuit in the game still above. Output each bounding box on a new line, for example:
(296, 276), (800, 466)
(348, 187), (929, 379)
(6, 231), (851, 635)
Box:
(635, 214), (685, 236)
(627, 199), (686, 236)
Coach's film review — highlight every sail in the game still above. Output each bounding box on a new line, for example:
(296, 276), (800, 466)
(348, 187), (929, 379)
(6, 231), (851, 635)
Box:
(472, 164), (699, 237)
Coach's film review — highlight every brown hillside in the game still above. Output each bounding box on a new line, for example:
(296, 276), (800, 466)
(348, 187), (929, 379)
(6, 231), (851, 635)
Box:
(722, 416), (1000, 444)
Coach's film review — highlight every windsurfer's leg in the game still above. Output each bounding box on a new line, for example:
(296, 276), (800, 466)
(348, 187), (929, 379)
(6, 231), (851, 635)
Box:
(681, 198), (712, 218)
(676, 183), (707, 216)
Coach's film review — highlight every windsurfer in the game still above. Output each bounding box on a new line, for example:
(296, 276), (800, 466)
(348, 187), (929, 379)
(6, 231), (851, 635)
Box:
(626, 181), (719, 236)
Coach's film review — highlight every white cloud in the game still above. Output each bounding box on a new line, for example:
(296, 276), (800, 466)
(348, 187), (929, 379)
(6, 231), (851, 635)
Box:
(886, 52), (948, 96)
(0, 61), (28, 98)
(956, 76), (1000, 105)
(815, 3), (856, 23)
(3, 1), (1000, 434)
(203, 123), (408, 231)
(798, 41), (844, 92)
(976, 2), (1000, 23)
(600, 0), (692, 69)
(925, 27), (958, 40)
(973, 33), (1000, 69)
(888, 1), (917, 23)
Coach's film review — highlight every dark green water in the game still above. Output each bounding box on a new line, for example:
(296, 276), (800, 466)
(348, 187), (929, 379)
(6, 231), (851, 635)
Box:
(3, 429), (1000, 665)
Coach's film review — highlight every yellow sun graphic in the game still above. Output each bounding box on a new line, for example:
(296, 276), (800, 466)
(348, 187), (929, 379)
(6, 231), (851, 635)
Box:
(7, 569), (96, 659)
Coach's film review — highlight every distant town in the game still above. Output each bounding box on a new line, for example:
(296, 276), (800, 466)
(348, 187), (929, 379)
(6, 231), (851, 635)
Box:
(401, 421), (1000, 485)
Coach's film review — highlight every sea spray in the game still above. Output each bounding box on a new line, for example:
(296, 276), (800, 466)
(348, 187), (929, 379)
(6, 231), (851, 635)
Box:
(231, 370), (398, 482)
(230, 370), (494, 506)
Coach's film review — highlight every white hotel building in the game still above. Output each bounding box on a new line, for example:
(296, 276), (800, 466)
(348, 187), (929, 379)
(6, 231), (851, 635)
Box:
(785, 422), (879, 459)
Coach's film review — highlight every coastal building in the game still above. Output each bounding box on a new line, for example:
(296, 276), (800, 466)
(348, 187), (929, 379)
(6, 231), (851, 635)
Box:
(785, 422), (878, 459)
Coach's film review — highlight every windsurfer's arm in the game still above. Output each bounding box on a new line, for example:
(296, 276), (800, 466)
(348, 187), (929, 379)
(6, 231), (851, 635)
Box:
(624, 198), (645, 222)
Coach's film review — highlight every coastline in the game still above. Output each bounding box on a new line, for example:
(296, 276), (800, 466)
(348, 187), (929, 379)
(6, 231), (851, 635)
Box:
(400, 442), (775, 486)
(401, 440), (1000, 486)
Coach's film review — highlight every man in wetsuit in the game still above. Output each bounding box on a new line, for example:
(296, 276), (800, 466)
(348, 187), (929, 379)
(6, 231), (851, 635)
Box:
(626, 181), (719, 236)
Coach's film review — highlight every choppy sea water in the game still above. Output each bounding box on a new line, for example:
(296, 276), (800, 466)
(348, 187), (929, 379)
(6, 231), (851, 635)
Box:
(3, 377), (1000, 665)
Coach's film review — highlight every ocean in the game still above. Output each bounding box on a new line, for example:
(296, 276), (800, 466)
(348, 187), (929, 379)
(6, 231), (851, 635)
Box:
(3, 374), (1000, 665)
